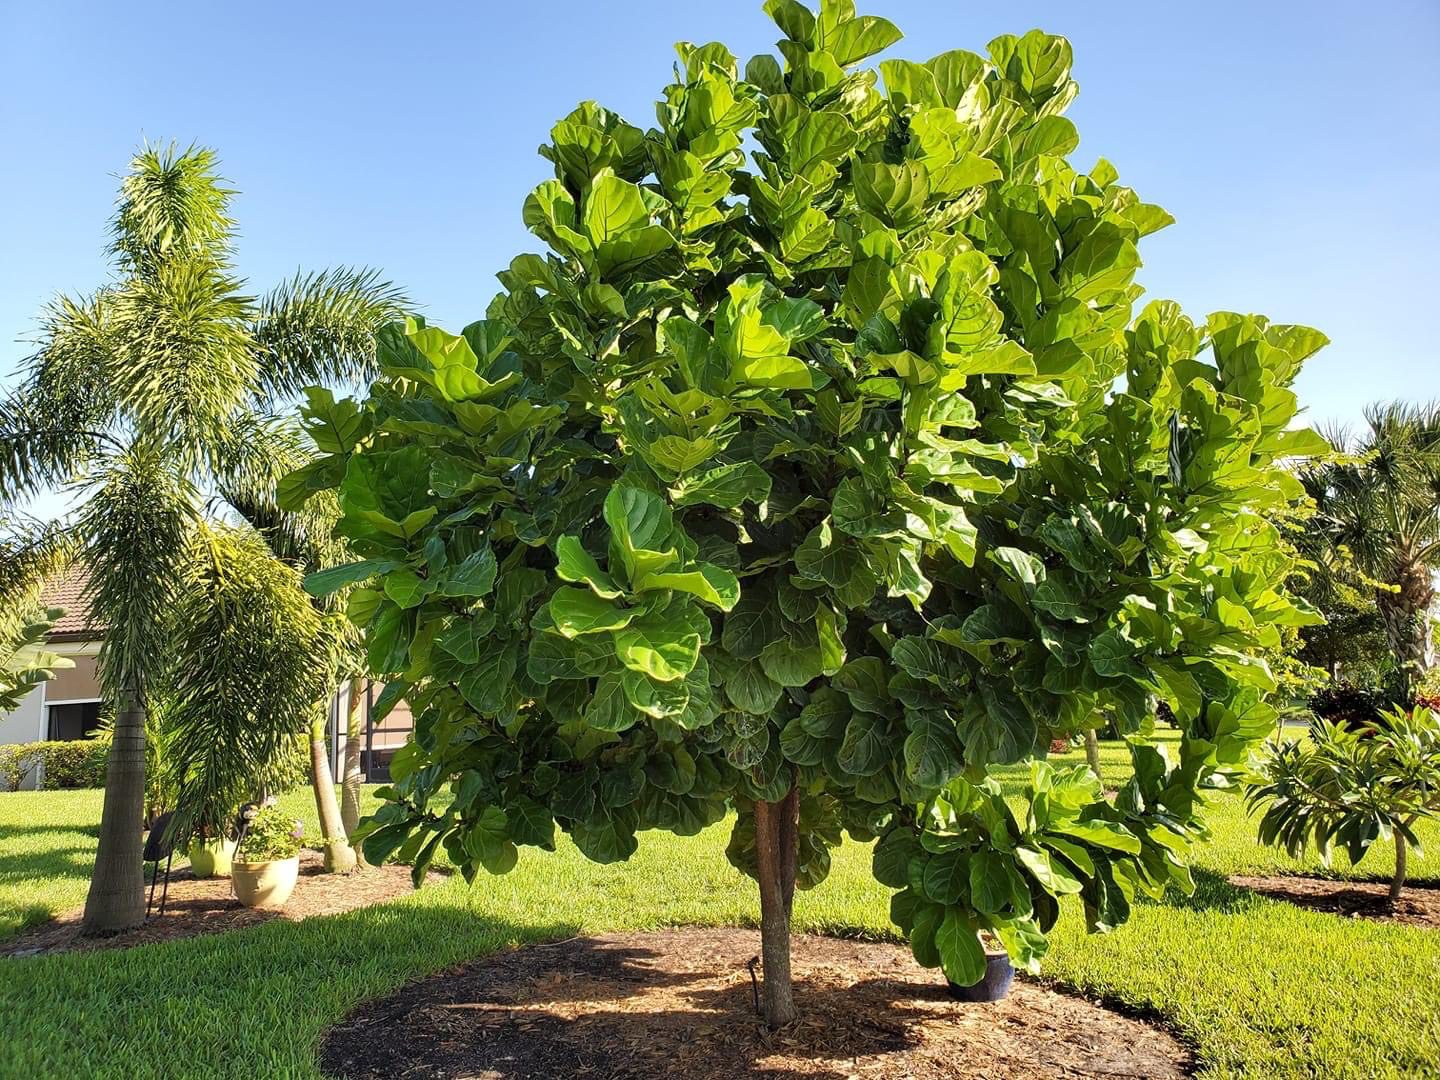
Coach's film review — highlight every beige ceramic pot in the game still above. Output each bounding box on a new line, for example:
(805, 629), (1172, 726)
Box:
(231, 856), (301, 909)
(188, 837), (237, 878)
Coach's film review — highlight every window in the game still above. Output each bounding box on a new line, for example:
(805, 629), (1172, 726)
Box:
(47, 701), (103, 741)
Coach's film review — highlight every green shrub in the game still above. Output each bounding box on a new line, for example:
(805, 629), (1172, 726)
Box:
(0, 744), (35, 791)
(0, 740), (107, 791)
(1249, 706), (1440, 900)
(237, 804), (304, 862)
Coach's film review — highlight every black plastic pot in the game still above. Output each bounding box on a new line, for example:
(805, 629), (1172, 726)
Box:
(946, 952), (1014, 1002)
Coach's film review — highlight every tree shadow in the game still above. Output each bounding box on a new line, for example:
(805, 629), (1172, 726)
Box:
(0, 844), (95, 886)
(319, 930), (1188, 1080)
(322, 933), (922, 1080)
(1152, 867), (1272, 916)
(0, 823), (101, 838)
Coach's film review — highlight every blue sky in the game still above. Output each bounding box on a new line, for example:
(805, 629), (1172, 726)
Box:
(2, 0), (1437, 450)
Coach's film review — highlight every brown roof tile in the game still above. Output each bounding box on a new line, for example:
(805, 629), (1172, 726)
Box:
(40, 566), (105, 640)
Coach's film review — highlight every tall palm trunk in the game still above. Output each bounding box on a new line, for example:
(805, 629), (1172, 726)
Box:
(309, 705), (356, 873)
(1377, 560), (1435, 698)
(753, 786), (800, 1028)
(340, 677), (367, 866)
(82, 686), (147, 934)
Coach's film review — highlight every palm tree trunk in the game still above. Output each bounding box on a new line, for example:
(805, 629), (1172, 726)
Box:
(753, 786), (800, 1028)
(309, 706), (355, 874)
(1377, 563), (1435, 699)
(340, 677), (367, 866)
(1084, 729), (1102, 781)
(81, 686), (147, 935)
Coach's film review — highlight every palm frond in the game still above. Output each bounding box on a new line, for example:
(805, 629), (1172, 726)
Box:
(1305, 399), (1440, 589)
(164, 524), (330, 841)
(0, 604), (74, 713)
(110, 256), (257, 467)
(110, 143), (236, 274)
(250, 267), (409, 402)
(212, 412), (349, 573)
(0, 515), (74, 607)
(0, 293), (122, 506)
(76, 447), (198, 698)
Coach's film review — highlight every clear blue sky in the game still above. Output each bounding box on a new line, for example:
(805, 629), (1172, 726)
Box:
(2, 0), (1437, 444)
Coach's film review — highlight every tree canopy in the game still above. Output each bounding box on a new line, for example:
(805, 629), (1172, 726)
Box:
(295, 0), (1327, 1008)
(1299, 403), (1440, 698)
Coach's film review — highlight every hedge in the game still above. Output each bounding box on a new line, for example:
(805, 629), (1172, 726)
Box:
(0, 740), (107, 792)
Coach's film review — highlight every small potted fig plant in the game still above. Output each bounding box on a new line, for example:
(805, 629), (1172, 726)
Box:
(947, 934), (1015, 1002)
(231, 805), (304, 909)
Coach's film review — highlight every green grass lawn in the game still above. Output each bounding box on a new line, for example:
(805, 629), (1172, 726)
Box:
(0, 736), (1437, 1079)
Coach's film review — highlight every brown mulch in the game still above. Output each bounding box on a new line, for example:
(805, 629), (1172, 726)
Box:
(2, 849), (442, 958)
(321, 928), (1191, 1080)
(1230, 873), (1440, 929)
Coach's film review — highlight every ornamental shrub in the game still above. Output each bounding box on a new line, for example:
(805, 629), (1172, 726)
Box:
(237, 804), (305, 863)
(291, 0), (1325, 1025)
(1308, 681), (1386, 728)
(1250, 708), (1440, 901)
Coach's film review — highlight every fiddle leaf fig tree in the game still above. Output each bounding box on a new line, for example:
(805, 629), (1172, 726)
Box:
(293, 0), (1325, 1027)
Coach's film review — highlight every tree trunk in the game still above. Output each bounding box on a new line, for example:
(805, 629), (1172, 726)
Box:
(753, 786), (800, 1028)
(310, 707), (356, 874)
(1084, 729), (1102, 781)
(1390, 822), (1413, 904)
(1377, 563), (1435, 700)
(340, 678), (367, 867)
(81, 686), (147, 935)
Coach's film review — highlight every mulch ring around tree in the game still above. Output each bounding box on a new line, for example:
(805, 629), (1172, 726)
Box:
(1229, 874), (1440, 929)
(2, 848), (444, 958)
(321, 928), (1192, 1080)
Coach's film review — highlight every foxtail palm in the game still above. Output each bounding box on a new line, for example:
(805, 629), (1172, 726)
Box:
(0, 144), (406, 933)
(1307, 403), (1440, 699)
(218, 430), (366, 873)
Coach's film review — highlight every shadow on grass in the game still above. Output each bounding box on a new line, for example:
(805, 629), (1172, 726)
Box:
(0, 845), (95, 886)
(1128, 867), (1271, 917)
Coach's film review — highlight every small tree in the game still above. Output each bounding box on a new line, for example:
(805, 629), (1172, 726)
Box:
(163, 525), (331, 847)
(1250, 709), (1440, 902)
(295, 0), (1324, 1025)
(1302, 404), (1440, 700)
(0, 145), (405, 931)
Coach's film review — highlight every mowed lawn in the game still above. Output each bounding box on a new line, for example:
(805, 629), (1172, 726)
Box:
(0, 735), (1437, 1080)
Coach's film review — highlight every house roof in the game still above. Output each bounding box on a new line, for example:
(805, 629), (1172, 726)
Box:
(40, 567), (105, 642)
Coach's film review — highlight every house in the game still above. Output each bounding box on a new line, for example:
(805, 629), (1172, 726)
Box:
(0, 567), (414, 788)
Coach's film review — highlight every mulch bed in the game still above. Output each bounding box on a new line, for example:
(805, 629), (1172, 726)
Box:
(321, 928), (1191, 1080)
(1230, 873), (1440, 929)
(2, 849), (441, 958)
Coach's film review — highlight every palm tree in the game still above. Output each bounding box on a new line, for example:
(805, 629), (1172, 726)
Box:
(218, 435), (366, 873)
(163, 525), (331, 847)
(0, 144), (406, 933)
(1307, 403), (1440, 700)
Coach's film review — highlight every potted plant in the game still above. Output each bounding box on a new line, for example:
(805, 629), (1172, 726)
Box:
(946, 934), (1015, 1003)
(231, 805), (304, 909)
(188, 831), (238, 878)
